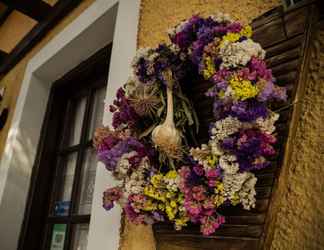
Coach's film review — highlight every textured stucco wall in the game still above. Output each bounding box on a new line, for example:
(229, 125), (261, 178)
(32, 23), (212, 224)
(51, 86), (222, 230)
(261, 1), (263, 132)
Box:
(267, 21), (324, 250)
(121, 1), (281, 250)
(0, 0), (95, 161)
(138, 0), (280, 48)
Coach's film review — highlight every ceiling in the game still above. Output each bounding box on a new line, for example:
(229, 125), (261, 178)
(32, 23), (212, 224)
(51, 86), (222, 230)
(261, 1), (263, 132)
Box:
(0, 0), (80, 76)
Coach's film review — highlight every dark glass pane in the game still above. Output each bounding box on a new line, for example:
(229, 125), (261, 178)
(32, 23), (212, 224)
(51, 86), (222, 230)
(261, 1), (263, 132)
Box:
(76, 148), (97, 215)
(66, 96), (87, 146)
(71, 224), (89, 250)
(88, 86), (106, 139)
(54, 153), (77, 216)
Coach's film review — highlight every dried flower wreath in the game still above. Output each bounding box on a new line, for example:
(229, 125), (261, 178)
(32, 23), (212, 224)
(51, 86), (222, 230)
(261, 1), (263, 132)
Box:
(94, 13), (286, 235)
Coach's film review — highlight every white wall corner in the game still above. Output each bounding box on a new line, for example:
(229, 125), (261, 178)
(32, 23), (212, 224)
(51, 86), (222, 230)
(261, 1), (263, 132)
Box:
(87, 0), (141, 250)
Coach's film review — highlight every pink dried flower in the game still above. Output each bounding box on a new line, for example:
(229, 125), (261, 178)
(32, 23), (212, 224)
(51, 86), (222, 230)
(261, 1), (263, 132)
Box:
(192, 185), (206, 201)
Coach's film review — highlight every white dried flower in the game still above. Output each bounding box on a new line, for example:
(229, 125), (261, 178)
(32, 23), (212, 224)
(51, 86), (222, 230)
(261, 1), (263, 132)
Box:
(210, 116), (242, 142)
(115, 151), (138, 179)
(223, 171), (257, 210)
(210, 12), (233, 23)
(190, 144), (212, 168)
(164, 175), (180, 192)
(124, 157), (151, 197)
(219, 39), (265, 68)
(209, 140), (224, 156)
(168, 20), (189, 37)
(255, 111), (279, 134)
(131, 48), (159, 85)
(238, 173), (257, 210)
(219, 154), (239, 174)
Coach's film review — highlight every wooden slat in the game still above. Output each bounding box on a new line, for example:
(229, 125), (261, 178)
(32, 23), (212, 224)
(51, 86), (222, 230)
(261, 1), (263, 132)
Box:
(266, 47), (301, 67)
(265, 34), (304, 58)
(0, 0), (52, 22)
(256, 186), (272, 199)
(219, 199), (269, 215)
(0, 5), (12, 26)
(225, 213), (266, 225)
(154, 223), (263, 238)
(255, 173), (275, 187)
(284, 5), (308, 38)
(252, 6), (283, 29)
(252, 19), (287, 48)
(156, 235), (259, 250)
(271, 59), (300, 76)
(0, 50), (7, 63)
(275, 71), (298, 84)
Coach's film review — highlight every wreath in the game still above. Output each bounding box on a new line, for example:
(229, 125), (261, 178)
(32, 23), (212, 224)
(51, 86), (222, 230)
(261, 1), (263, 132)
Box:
(94, 13), (287, 235)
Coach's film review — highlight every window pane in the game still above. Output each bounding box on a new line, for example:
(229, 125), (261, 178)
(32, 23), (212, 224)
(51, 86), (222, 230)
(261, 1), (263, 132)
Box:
(67, 96), (87, 146)
(49, 224), (67, 250)
(71, 224), (89, 250)
(54, 153), (77, 216)
(88, 87), (106, 139)
(76, 148), (97, 215)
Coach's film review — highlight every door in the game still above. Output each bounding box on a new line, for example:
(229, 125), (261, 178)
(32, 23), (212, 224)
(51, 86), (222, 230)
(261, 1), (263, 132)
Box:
(18, 44), (112, 250)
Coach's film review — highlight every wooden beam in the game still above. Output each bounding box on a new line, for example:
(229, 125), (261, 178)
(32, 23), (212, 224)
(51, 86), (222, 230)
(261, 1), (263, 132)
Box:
(0, 0), (52, 22)
(0, 0), (82, 76)
(0, 6), (13, 26)
(0, 50), (8, 64)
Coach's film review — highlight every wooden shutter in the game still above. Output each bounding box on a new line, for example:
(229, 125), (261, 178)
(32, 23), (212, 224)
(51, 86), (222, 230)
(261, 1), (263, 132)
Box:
(153, 1), (322, 249)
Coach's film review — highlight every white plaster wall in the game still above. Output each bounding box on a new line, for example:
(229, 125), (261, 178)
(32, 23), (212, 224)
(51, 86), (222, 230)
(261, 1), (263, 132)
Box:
(0, 1), (140, 249)
(88, 0), (141, 249)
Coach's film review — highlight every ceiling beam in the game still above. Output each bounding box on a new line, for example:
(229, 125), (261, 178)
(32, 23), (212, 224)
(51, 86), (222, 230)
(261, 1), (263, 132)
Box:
(0, 0), (52, 22)
(0, 6), (13, 26)
(0, 50), (8, 64)
(0, 0), (83, 76)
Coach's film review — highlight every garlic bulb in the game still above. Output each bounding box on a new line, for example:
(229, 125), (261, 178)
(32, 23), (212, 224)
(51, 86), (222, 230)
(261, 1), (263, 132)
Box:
(152, 69), (182, 159)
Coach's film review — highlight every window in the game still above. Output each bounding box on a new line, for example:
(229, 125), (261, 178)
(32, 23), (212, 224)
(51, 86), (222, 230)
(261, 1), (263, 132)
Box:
(18, 44), (111, 250)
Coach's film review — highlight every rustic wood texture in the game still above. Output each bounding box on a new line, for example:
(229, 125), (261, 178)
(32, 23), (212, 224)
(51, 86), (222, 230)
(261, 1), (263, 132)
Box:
(0, 0), (53, 22)
(153, 2), (319, 249)
(0, 0), (82, 76)
(0, 49), (7, 64)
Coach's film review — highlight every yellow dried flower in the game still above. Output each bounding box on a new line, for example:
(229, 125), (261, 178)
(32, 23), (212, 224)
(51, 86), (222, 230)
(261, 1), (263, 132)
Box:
(170, 200), (177, 208)
(214, 195), (225, 207)
(231, 193), (241, 206)
(165, 170), (178, 179)
(207, 155), (218, 167)
(229, 76), (259, 100)
(158, 203), (165, 211)
(240, 25), (253, 38)
(175, 216), (189, 230)
(202, 56), (216, 79)
(166, 205), (176, 220)
(142, 199), (157, 211)
(223, 32), (241, 43)
(151, 174), (163, 188)
(218, 90), (225, 99)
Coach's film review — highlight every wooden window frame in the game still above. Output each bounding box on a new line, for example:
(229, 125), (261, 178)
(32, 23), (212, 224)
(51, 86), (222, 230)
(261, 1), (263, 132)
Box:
(18, 43), (112, 250)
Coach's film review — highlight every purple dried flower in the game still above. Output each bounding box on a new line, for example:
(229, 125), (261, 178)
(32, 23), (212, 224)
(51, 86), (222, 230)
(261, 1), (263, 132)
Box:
(226, 22), (242, 33)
